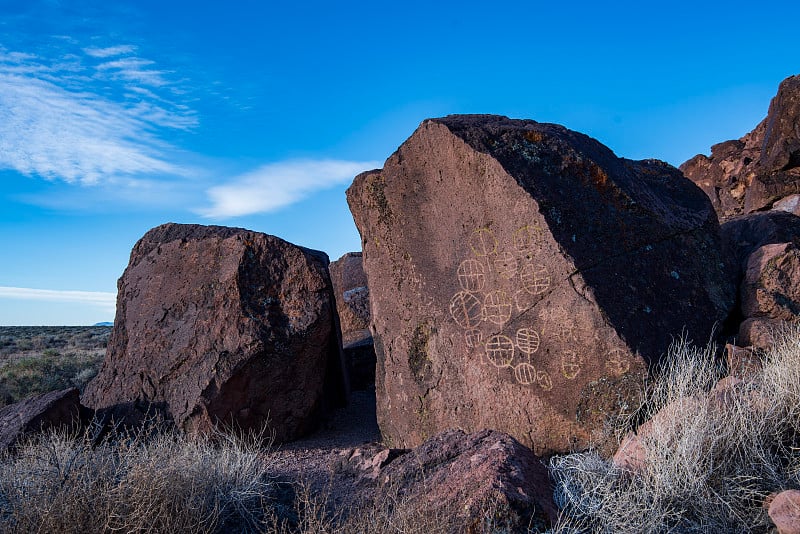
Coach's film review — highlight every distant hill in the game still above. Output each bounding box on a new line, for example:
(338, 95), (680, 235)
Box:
(93, 322), (113, 327)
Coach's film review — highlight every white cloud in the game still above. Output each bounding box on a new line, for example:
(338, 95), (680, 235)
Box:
(83, 45), (137, 58)
(0, 45), (196, 185)
(0, 286), (116, 311)
(199, 159), (381, 218)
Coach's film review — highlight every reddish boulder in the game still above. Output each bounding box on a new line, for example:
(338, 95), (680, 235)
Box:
(769, 489), (800, 534)
(329, 252), (376, 389)
(82, 224), (346, 442)
(0, 388), (85, 452)
(738, 317), (784, 350)
(347, 115), (734, 455)
(741, 242), (800, 322)
(369, 429), (557, 532)
(681, 75), (800, 222)
(721, 211), (800, 283)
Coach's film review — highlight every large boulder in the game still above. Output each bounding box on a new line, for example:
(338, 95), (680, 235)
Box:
(681, 75), (800, 222)
(329, 252), (376, 389)
(0, 388), (85, 452)
(741, 242), (800, 322)
(346, 115), (734, 455)
(82, 223), (346, 442)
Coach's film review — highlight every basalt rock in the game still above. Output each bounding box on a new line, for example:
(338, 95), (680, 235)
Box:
(346, 115), (734, 455)
(681, 75), (800, 221)
(329, 252), (376, 389)
(363, 429), (557, 532)
(0, 388), (87, 452)
(82, 223), (346, 442)
(741, 242), (800, 322)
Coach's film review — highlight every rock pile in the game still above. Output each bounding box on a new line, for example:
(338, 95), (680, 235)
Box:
(681, 75), (800, 222)
(82, 223), (347, 442)
(347, 114), (734, 455)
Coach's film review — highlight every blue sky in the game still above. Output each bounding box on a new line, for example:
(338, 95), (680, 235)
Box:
(0, 0), (798, 325)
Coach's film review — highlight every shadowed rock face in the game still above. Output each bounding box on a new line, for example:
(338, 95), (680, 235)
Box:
(82, 223), (346, 442)
(0, 388), (85, 452)
(681, 75), (800, 221)
(347, 115), (734, 455)
(329, 252), (376, 390)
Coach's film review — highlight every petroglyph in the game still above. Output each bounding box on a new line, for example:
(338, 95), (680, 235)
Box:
(457, 259), (486, 292)
(470, 228), (498, 257)
(561, 350), (583, 380)
(450, 291), (483, 329)
(483, 290), (513, 325)
(515, 328), (541, 356)
(537, 370), (553, 391)
(538, 307), (576, 342)
(514, 224), (541, 253)
(514, 362), (536, 384)
(520, 263), (551, 295)
(605, 348), (630, 376)
(464, 328), (483, 348)
(485, 334), (515, 367)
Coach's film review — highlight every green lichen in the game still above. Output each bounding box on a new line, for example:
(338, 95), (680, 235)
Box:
(408, 321), (434, 384)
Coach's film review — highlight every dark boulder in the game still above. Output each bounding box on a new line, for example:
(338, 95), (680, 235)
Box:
(0, 388), (86, 452)
(82, 223), (346, 443)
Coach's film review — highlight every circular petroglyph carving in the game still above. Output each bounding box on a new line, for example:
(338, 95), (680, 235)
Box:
(515, 328), (541, 355)
(470, 228), (497, 257)
(520, 264), (550, 295)
(561, 350), (583, 380)
(464, 328), (483, 349)
(537, 370), (553, 391)
(483, 290), (513, 325)
(493, 251), (518, 279)
(514, 225), (540, 252)
(605, 348), (630, 376)
(457, 259), (486, 292)
(514, 362), (536, 384)
(485, 334), (514, 368)
(449, 291), (483, 329)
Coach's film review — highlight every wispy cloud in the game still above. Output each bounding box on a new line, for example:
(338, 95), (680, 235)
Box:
(0, 286), (116, 311)
(198, 159), (381, 218)
(0, 44), (197, 185)
(83, 44), (137, 58)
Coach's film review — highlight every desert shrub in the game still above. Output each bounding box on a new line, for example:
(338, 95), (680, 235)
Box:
(0, 423), (283, 534)
(550, 328), (800, 533)
(0, 351), (102, 408)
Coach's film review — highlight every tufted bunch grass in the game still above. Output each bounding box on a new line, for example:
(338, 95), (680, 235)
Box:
(0, 421), (283, 534)
(550, 326), (800, 533)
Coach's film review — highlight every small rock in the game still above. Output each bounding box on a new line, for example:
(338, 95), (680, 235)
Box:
(769, 489), (800, 534)
(0, 388), (86, 452)
(725, 344), (762, 378)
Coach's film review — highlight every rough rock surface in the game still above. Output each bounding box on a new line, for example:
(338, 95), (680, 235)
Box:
(0, 388), (84, 452)
(681, 75), (800, 221)
(769, 489), (800, 534)
(329, 252), (376, 389)
(739, 317), (784, 350)
(721, 211), (800, 284)
(346, 429), (557, 532)
(741, 242), (800, 321)
(82, 223), (346, 442)
(347, 114), (734, 454)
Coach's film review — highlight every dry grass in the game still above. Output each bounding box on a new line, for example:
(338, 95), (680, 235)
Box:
(550, 327), (800, 533)
(0, 422), (285, 534)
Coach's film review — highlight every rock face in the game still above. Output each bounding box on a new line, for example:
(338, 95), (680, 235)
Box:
(345, 429), (556, 532)
(681, 75), (800, 221)
(329, 252), (376, 389)
(347, 115), (734, 455)
(720, 212), (800, 347)
(82, 224), (346, 442)
(0, 388), (84, 452)
(741, 242), (800, 321)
